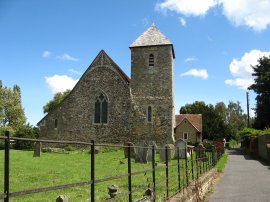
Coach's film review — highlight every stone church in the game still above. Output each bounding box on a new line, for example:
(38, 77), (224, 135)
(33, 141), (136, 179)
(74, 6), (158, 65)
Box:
(38, 24), (176, 145)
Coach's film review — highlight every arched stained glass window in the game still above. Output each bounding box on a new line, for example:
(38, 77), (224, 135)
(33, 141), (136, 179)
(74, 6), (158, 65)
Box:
(149, 54), (154, 67)
(94, 93), (108, 124)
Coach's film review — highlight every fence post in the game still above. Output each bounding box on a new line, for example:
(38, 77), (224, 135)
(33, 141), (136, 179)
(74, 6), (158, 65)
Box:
(210, 149), (213, 168)
(195, 148), (199, 180)
(199, 149), (202, 175)
(4, 131), (10, 202)
(177, 147), (181, 192)
(211, 146), (216, 167)
(185, 147), (189, 187)
(208, 152), (210, 171)
(91, 140), (95, 202)
(190, 149), (194, 181)
(128, 143), (132, 202)
(151, 145), (156, 202)
(202, 150), (205, 174)
(165, 146), (169, 199)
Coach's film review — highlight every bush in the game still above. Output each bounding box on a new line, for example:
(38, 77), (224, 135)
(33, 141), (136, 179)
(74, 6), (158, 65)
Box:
(203, 142), (213, 149)
(0, 126), (16, 150)
(0, 141), (4, 150)
(239, 128), (262, 148)
(187, 141), (199, 147)
(228, 139), (238, 149)
(13, 125), (39, 150)
(64, 145), (78, 151)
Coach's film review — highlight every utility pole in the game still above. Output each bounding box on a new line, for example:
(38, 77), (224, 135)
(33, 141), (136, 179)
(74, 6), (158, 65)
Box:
(246, 91), (250, 127)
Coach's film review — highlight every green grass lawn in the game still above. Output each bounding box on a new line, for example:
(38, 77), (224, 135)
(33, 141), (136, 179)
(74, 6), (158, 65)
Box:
(0, 149), (213, 202)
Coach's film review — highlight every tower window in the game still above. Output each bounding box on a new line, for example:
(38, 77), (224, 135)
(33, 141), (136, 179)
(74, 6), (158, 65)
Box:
(149, 54), (154, 67)
(94, 93), (108, 124)
(54, 119), (58, 129)
(147, 106), (152, 122)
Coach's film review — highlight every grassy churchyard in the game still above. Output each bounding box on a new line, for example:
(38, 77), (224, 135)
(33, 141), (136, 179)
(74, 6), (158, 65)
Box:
(0, 147), (199, 202)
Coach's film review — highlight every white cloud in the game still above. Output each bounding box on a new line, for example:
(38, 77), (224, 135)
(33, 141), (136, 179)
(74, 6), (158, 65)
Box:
(42, 50), (51, 58)
(68, 68), (81, 75)
(56, 53), (78, 61)
(45, 75), (79, 94)
(156, 0), (270, 31)
(225, 78), (253, 90)
(184, 56), (197, 62)
(179, 17), (187, 27)
(220, 0), (270, 31)
(225, 49), (270, 89)
(180, 68), (208, 79)
(156, 0), (218, 16)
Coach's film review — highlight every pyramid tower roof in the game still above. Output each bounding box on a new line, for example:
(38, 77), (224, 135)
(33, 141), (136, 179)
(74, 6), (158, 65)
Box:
(130, 24), (175, 58)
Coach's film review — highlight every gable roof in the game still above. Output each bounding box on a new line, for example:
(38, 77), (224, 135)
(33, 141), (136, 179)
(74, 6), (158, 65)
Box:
(37, 50), (129, 126)
(92, 50), (130, 83)
(130, 23), (175, 58)
(175, 114), (202, 133)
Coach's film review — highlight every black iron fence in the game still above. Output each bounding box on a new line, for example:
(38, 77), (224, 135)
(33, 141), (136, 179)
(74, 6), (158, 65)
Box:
(0, 131), (224, 202)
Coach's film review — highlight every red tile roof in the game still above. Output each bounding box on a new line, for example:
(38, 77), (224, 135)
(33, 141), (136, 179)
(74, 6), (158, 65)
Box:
(175, 114), (202, 133)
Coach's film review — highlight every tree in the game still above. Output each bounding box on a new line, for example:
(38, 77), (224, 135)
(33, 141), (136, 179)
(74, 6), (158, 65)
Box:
(0, 82), (26, 129)
(43, 90), (71, 113)
(180, 101), (247, 141)
(215, 102), (227, 122)
(0, 80), (3, 125)
(226, 101), (247, 141)
(180, 101), (227, 140)
(249, 55), (270, 129)
(13, 124), (40, 150)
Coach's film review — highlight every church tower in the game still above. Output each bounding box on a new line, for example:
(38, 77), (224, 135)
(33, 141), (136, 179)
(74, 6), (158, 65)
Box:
(130, 24), (175, 144)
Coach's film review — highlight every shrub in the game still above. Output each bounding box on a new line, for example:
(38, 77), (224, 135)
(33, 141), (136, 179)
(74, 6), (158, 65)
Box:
(203, 142), (213, 149)
(0, 141), (4, 150)
(13, 125), (39, 150)
(239, 128), (262, 148)
(0, 126), (15, 150)
(64, 145), (78, 151)
(228, 139), (238, 149)
(187, 141), (199, 147)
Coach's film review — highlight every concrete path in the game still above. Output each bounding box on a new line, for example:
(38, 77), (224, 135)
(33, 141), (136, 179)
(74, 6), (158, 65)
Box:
(207, 148), (270, 202)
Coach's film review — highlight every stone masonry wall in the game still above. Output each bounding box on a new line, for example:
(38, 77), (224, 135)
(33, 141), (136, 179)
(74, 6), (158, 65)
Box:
(39, 52), (132, 144)
(130, 45), (175, 145)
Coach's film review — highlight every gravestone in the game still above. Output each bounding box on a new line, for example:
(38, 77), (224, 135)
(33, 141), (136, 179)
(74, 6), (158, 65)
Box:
(135, 141), (148, 163)
(123, 142), (136, 158)
(174, 139), (187, 159)
(160, 144), (175, 162)
(33, 142), (42, 157)
(146, 141), (157, 162)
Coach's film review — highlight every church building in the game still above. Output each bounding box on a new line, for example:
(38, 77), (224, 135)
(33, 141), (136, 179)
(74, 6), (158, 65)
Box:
(38, 24), (176, 145)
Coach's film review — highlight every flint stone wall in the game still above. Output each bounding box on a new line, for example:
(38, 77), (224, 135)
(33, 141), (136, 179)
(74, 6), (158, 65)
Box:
(39, 52), (132, 144)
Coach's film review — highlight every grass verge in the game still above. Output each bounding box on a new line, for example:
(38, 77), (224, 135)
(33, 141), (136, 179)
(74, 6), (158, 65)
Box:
(215, 152), (228, 172)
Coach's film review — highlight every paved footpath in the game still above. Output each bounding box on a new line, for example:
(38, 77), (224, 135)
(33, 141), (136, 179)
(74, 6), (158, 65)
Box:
(208, 148), (270, 202)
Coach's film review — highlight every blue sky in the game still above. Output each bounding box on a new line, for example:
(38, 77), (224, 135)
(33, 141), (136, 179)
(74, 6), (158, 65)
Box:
(1, 0), (270, 125)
